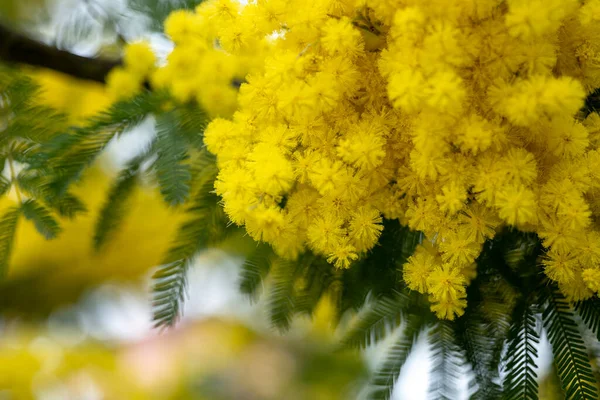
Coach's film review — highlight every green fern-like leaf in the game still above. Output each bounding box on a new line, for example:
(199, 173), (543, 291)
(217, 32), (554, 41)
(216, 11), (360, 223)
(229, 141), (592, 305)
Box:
(152, 258), (191, 328)
(41, 92), (159, 196)
(542, 283), (599, 399)
(340, 290), (410, 349)
(4, 104), (67, 144)
(20, 199), (61, 240)
(576, 298), (600, 342)
(0, 175), (10, 196)
(502, 302), (540, 400)
(16, 172), (86, 218)
(93, 159), (143, 250)
(175, 104), (209, 149)
(428, 320), (464, 400)
(151, 167), (219, 328)
(455, 314), (503, 400)
(368, 312), (425, 400)
(0, 206), (20, 278)
(293, 256), (338, 318)
(239, 243), (274, 300)
(266, 256), (298, 331)
(52, 193), (87, 219)
(154, 110), (192, 206)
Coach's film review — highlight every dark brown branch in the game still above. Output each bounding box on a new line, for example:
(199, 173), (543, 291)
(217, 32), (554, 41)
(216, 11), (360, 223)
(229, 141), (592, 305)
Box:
(0, 23), (121, 83)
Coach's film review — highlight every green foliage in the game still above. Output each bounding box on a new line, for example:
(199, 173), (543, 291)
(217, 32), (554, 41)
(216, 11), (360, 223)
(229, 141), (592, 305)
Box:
(0, 69), (77, 278)
(16, 171), (86, 218)
(152, 258), (192, 329)
(0, 206), (20, 277)
(239, 243), (274, 300)
(340, 220), (421, 313)
(20, 199), (61, 239)
(340, 290), (409, 349)
(151, 163), (222, 328)
(293, 256), (340, 318)
(542, 283), (599, 399)
(154, 110), (192, 206)
(172, 103), (209, 150)
(267, 256), (298, 331)
(502, 301), (540, 400)
(576, 298), (600, 342)
(93, 157), (143, 250)
(0, 175), (11, 196)
(367, 312), (426, 400)
(40, 92), (160, 197)
(428, 320), (464, 400)
(454, 232), (523, 399)
(454, 308), (503, 400)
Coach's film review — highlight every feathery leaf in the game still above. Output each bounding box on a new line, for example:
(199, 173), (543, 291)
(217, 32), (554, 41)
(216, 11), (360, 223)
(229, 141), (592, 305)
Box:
(340, 290), (410, 349)
(154, 110), (191, 206)
(293, 256), (339, 318)
(93, 159), (143, 250)
(576, 298), (600, 342)
(266, 256), (298, 331)
(239, 243), (274, 300)
(455, 312), (503, 400)
(175, 103), (209, 149)
(0, 206), (20, 278)
(502, 301), (540, 400)
(152, 258), (192, 328)
(0, 175), (11, 197)
(541, 283), (598, 399)
(20, 199), (61, 240)
(429, 320), (464, 400)
(151, 166), (220, 328)
(16, 172), (86, 218)
(368, 312), (425, 400)
(40, 92), (158, 196)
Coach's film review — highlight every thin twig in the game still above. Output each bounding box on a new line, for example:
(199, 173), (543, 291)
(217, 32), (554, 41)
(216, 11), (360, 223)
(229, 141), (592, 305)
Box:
(0, 23), (121, 83)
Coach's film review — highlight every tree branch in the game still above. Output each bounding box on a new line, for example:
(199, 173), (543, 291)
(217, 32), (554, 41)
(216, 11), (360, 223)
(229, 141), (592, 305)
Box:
(0, 23), (121, 83)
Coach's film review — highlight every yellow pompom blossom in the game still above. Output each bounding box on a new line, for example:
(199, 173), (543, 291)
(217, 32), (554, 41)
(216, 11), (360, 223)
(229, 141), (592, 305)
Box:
(123, 41), (157, 76)
(106, 41), (156, 101)
(151, 5), (266, 117)
(180, 0), (600, 318)
(106, 66), (144, 100)
(108, 12), (262, 117)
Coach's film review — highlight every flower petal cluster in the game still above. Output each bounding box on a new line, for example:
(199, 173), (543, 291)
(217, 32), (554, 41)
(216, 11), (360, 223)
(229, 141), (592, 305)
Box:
(162, 0), (600, 318)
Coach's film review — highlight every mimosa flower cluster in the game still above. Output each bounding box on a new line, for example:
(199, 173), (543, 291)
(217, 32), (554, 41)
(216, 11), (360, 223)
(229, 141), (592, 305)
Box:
(106, 10), (264, 117)
(163, 0), (600, 319)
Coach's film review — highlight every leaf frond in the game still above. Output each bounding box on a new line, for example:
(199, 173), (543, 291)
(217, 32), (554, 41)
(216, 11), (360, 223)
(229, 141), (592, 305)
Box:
(0, 206), (20, 278)
(541, 283), (598, 399)
(151, 165), (221, 328)
(502, 301), (540, 400)
(20, 199), (61, 240)
(154, 110), (192, 206)
(93, 158), (143, 250)
(340, 290), (410, 349)
(239, 243), (274, 300)
(367, 312), (425, 400)
(428, 320), (465, 400)
(576, 297), (600, 342)
(152, 259), (191, 328)
(266, 256), (299, 331)
(40, 92), (159, 196)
